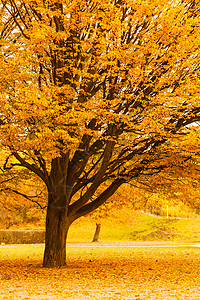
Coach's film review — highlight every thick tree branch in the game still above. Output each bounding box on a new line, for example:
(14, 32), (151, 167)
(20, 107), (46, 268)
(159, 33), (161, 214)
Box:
(0, 187), (46, 209)
(68, 140), (115, 215)
(71, 178), (125, 221)
(12, 152), (47, 184)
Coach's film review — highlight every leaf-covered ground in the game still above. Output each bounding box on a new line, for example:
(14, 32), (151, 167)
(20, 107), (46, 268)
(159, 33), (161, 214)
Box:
(0, 243), (200, 299)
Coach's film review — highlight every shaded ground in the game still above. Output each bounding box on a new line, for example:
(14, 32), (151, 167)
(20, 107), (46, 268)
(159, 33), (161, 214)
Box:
(0, 243), (200, 299)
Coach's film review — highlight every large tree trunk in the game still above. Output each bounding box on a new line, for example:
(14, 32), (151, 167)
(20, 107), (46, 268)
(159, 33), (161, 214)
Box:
(43, 198), (70, 268)
(43, 155), (71, 268)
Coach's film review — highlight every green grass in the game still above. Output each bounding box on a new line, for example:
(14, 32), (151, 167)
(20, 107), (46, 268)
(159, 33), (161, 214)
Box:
(1, 243), (200, 262)
(0, 244), (45, 260)
(67, 211), (200, 243)
(5, 210), (200, 243)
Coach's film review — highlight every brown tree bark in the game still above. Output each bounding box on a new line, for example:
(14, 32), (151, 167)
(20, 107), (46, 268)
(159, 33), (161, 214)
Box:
(43, 202), (69, 268)
(43, 156), (70, 268)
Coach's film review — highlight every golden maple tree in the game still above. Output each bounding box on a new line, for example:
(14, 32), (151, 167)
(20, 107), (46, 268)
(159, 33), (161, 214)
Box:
(0, 0), (200, 267)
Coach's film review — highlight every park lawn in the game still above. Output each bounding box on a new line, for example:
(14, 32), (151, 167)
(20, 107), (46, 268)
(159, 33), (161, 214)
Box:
(8, 211), (200, 243)
(67, 211), (200, 243)
(0, 244), (200, 299)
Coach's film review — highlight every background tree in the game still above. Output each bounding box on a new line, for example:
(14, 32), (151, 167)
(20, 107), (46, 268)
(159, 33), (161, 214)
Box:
(0, 0), (200, 267)
(89, 183), (135, 241)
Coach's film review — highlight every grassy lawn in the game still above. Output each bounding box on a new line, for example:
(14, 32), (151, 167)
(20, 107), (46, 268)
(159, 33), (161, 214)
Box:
(67, 211), (200, 243)
(0, 244), (200, 299)
(5, 211), (200, 244)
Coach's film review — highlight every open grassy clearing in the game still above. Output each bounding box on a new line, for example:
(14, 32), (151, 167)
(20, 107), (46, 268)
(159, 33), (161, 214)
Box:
(67, 211), (200, 243)
(0, 244), (200, 299)
(5, 211), (200, 244)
